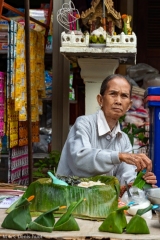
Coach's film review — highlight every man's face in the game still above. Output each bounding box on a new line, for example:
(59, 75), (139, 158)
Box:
(99, 78), (132, 120)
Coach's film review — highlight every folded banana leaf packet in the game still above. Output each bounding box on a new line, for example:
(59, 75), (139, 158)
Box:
(7, 175), (120, 220)
(126, 205), (153, 234)
(99, 205), (129, 234)
(28, 206), (62, 232)
(1, 196), (34, 231)
(132, 171), (152, 190)
(53, 198), (85, 231)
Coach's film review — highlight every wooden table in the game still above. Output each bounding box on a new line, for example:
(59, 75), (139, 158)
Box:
(0, 209), (160, 240)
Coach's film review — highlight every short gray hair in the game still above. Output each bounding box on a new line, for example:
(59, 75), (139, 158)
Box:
(100, 74), (132, 97)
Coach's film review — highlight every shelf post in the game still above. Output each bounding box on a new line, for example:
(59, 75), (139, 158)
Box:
(25, 0), (33, 184)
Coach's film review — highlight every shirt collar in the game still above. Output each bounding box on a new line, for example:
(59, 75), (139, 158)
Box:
(97, 109), (122, 136)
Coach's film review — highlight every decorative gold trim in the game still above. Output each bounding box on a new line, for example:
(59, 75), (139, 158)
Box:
(81, 0), (121, 20)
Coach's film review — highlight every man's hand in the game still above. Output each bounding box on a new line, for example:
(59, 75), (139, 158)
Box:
(143, 171), (157, 187)
(118, 153), (152, 172)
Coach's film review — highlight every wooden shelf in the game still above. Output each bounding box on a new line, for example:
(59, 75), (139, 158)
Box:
(60, 46), (137, 65)
(69, 100), (77, 104)
(45, 49), (52, 54)
(33, 153), (49, 159)
(0, 50), (7, 54)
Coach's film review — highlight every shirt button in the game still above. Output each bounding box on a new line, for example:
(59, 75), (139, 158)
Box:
(106, 135), (111, 140)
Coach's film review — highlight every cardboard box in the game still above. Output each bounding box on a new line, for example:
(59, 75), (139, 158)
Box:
(0, 42), (8, 50)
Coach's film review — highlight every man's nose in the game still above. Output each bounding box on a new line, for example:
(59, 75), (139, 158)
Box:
(115, 95), (122, 104)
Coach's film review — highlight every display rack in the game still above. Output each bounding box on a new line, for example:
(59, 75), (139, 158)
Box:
(0, 0), (53, 184)
(0, 0), (53, 43)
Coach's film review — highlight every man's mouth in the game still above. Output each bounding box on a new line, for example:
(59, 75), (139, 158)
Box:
(113, 108), (122, 112)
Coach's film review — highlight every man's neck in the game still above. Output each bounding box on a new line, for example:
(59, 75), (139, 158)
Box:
(105, 117), (118, 131)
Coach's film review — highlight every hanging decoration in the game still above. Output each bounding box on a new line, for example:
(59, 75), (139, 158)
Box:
(57, 1), (80, 31)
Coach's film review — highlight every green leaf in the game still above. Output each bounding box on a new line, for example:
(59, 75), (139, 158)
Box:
(138, 133), (145, 141)
(136, 205), (153, 216)
(140, 137), (148, 144)
(34, 163), (41, 167)
(122, 127), (130, 134)
(33, 172), (46, 178)
(132, 128), (145, 135)
(119, 115), (126, 124)
(132, 171), (152, 190)
(128, 134), (134, 146)
(2, 198), (32, 231)
(41, 163), (47, 168)
(126, 215), (150, 234)
(33, 150), (61, 178)
(99, 205), (129, 233)
(28, 206), (59, 232)
(54, 198), (84, 230)
(132, 171), (145, 189)
(131, 123), (137, 130)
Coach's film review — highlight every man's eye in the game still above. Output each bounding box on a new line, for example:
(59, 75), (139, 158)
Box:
(122, 94), (129, 98)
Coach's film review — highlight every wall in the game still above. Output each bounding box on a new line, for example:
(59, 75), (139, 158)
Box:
(134, 0), (160, 71)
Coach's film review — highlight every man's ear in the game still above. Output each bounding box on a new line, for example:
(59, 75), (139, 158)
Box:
(97, 94), (103, 107)
(127, 100), (132, 111)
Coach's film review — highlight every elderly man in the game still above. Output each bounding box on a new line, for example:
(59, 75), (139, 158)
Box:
(57, 74), (157, 186)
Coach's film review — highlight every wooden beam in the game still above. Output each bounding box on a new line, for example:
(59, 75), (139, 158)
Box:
(24, 0), (33, 184)
(1, 15), (10, 21)
(45, 0), (53, 38)
(52, 0), (70, 151)
(0, 0), (4, 18)
(3, 2), (49, 29)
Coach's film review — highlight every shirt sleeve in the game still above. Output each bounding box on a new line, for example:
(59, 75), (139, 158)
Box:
(58, 117), (121, 177)
(115, 163), (137, 185)
(114, 132), (137, 185)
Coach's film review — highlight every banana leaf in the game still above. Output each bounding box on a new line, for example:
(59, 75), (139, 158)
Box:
(126, 215), (150, 234)
(1, 197), (32, 231)
(7, 175), (120, 220)
(28, 206), (59, 232)
(126, 205), (152, 234)
(53, 198), (84, 231)
(99, 205), (129, 233)
(132, 171), (151, 190)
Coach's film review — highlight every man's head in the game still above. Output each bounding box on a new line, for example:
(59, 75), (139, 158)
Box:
(97, 74), (132, 121)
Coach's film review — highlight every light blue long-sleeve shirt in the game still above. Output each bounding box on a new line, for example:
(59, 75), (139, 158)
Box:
(56, 110), (136, 185)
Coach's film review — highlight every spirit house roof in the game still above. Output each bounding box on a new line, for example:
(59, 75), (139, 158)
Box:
(81, 0), (122, 29)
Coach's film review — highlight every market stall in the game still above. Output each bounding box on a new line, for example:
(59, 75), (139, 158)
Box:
(0, 0), (53, 184)
(0, 174), (159, 240)
(0, 209), (160, 240)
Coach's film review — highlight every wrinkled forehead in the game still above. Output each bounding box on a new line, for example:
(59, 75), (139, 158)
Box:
(106, 78), (131, 93)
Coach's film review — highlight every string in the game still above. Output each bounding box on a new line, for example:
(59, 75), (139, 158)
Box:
(57, 1), (80, 31)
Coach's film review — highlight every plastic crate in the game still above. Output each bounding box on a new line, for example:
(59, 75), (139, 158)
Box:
(144, 87), (160, 98)
(145, 87), (160, 186)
